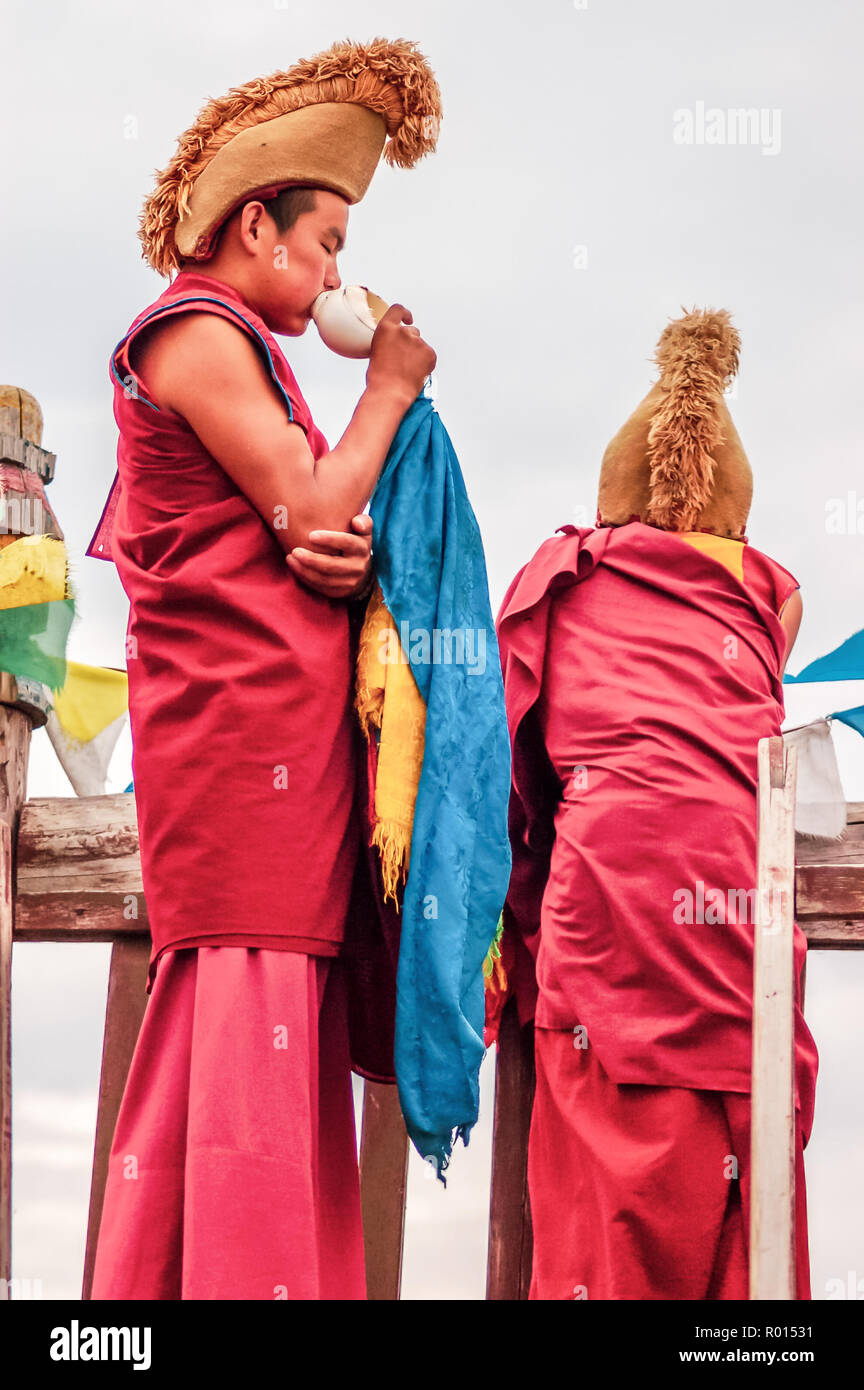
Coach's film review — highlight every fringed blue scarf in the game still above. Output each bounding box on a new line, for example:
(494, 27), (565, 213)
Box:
(367, 389), (511, 1182)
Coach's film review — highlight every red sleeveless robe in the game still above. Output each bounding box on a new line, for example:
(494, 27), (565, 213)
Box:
(87, 271), (408, 1300)
(87, 270), (400, 1082)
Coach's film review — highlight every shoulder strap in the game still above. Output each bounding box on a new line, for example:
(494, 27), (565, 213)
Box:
(88, 293), (308, 563)
(110, 293), (300, 423)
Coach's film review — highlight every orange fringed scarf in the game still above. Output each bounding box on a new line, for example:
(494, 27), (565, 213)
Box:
(354, 580), (427, 905)
(356, 580), (510, 1044)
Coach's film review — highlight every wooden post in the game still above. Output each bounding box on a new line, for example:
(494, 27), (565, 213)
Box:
(0, 386), (60, 547)
(358, 1081), (409, 1299)
(486, 1000), (535, 1299)
(0, 385), (56, 1297)
(0, 819), (12, 1294)
(81, 938), (150, 1299)
(750, 735), (798, 1300)
(0, 703), (41, 1297)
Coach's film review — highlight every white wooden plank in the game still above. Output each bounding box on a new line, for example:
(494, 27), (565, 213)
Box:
(750, 735), (798, 1299)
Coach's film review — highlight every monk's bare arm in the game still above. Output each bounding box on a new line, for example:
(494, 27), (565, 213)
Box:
(779, 589), (803, 676)
(129, 305), (434, 553)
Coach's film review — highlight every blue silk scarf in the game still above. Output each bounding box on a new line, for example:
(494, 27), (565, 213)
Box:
(368, 390), (511, 1180)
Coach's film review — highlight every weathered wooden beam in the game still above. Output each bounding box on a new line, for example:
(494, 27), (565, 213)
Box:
(797, 865), (864, 922)
(0, 700), (34, 1294)
(800, 918), (864, 948)
(14, 794), (149, 940)
(0, 675), (51, 728)
(12, 793), (863, 943)
(0, 386), (55, 483)
(795, 802), (864, 947)
(0, 433), (56, 482)
(0, 382), (53, 1293)
(358, 1080), (409, 1300)
(750, 736), (798, 1300)
(486, 1000), (535, 1300)
(0, 821), (12, 1294)
(81, 938), (151, 1299)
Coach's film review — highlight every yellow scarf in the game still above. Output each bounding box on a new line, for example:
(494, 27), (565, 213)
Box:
(355, 580), (504, 991)
(355, 581), (426, 906)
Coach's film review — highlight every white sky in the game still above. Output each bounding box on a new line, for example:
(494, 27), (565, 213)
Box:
(3, 0), (863, 1299)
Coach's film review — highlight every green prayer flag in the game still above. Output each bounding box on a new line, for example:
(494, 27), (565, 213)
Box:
(0, 598), (76, 693)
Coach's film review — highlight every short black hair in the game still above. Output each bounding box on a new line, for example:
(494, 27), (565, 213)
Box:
(176, 187), (322, 270)
(264, 185), (320, 233)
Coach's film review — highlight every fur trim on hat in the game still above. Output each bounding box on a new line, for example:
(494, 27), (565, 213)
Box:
(140, 36), (442, 276)
(646, 307), (741, 530)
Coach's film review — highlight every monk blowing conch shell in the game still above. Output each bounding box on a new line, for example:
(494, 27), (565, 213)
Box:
(85, 37), (449, 1300)
(485, 308), (819, 1300)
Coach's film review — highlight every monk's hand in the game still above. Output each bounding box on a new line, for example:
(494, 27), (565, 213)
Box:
(285, 514), (375, 600)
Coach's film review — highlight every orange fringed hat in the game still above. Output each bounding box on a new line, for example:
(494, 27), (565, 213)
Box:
(596, 307), (753, 539)
(139, 36), (442, 278)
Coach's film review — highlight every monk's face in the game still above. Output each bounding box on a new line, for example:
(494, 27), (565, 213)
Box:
(246, 188), (349, 336)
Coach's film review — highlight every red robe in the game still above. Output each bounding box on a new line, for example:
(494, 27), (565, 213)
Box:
(494, 521), (818, 1299)
(91, 269), (359, 981)
(528, 1028), (812, 1299)
(87, 272), (401, 1299)
(88, 268), (400, 1081)
(91, 947), (365, 1300)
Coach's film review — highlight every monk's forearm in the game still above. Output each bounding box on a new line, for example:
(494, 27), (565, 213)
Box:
(289, 383), (414, 541)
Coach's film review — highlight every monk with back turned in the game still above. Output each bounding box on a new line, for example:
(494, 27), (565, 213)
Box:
(489, 309), (818, 1300)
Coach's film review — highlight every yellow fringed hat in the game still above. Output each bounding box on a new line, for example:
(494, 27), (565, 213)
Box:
(139, 36), (442, 277)
(596, 307), (753, 539)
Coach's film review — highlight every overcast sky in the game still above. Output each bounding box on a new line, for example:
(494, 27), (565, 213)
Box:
(3, 0), (863, 1300)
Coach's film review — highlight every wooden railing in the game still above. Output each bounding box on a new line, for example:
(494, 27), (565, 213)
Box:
(2, 750), (863, 1299)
